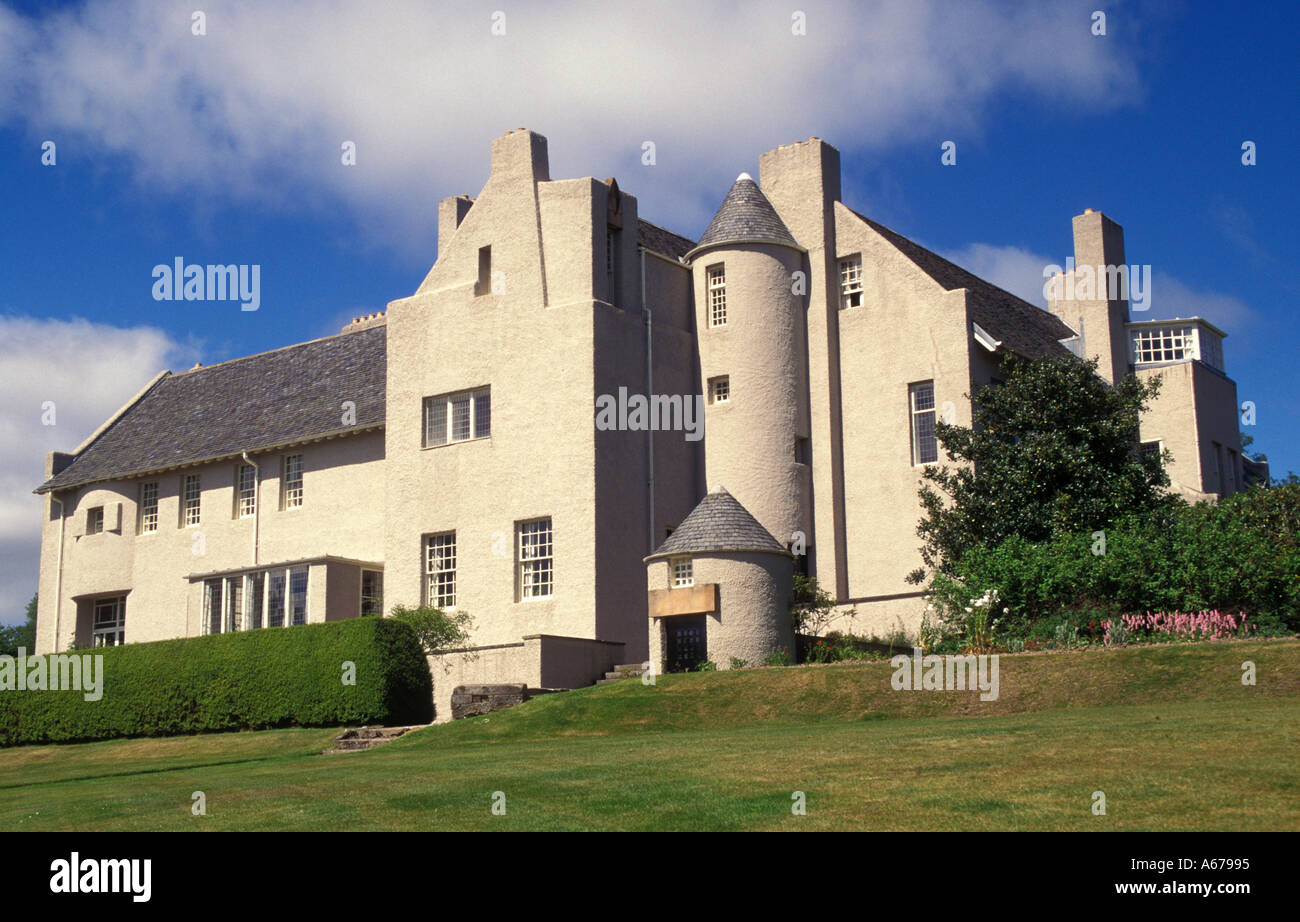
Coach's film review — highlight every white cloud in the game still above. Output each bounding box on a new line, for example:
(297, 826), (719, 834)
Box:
(0, 316), (196, 623)
(1142, 272), (1257, 336)
(940, 242), (1257, 349)
(941, 242), (1057, 307)
(0, 0), (1141, 251)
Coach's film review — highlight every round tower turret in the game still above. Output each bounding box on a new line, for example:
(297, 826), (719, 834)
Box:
(686, 173), (812, 553)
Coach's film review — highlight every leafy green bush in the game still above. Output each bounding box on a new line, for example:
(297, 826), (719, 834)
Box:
(728, 657), (748, 670)
(389, 604), (474, 654)
(920, 483), (1300, 651)
(762, 646), (792, 667)
(0, 617), (432, 747)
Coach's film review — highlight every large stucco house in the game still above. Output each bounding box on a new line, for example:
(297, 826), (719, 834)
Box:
(32, 130), (1248, 712)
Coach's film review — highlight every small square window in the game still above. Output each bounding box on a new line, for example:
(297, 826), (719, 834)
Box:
(708, 376), (730, 405)
(672, 556), (694, 588)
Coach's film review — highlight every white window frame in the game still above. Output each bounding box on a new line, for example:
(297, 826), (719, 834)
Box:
(839, 254), (863, 309)
(424, 532), (457, 610)
(138, 481), (158, 535)
(423, 387), (491, 447)
(910, 381), (938, 466)
(92, 596), (125, 647)
(671, 556), (694, 588)
(518, 518), (554, 601)
(281, 454), (304, 510)
(707, 264), (727, 328)
(708, 375), (730, 405)
(236, 463), (257, 518)
(87, 506), (104, 535)
(361, 569), (384, 617)
(182, 474), (201, 527)
(1140, 440), (1163, 470)
(203, 565), (306, 634)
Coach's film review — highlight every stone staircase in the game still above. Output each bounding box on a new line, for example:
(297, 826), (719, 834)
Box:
(596, 663), (647, 685)
(324, 725), (424, 754)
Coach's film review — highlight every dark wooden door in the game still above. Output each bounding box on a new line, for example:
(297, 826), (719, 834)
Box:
(666, 615), (706, 672)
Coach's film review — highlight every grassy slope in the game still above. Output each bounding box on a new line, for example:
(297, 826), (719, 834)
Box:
(1, 639), (1297, 831)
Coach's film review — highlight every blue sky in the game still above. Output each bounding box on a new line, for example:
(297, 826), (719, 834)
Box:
(0, 0), (1296, 622)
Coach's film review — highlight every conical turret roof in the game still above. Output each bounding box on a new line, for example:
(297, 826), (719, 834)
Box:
(694, 173), (799, 251)
(648, 485), (788, 558)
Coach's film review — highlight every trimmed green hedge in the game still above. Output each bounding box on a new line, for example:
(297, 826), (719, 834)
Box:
(0, 617), (432, 747)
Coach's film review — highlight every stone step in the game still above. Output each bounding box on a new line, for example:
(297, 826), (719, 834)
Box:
(614, 663), (646, 672)
(324, 724), (423, 754)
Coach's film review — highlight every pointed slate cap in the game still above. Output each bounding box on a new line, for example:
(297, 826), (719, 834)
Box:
(646, 485), (789, 560)
(687, 173), (800, 259)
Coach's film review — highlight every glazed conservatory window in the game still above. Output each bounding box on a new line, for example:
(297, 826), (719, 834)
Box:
(92, 597), (125, 647)
(204, 565), (306, 634)
(361, 569), (384, 617)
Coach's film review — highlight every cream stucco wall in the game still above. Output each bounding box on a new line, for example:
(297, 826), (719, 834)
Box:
(646, 552), (793, 670)
(692, 243), (811, 551)
(35, 430), (386, 653)
(1137, 360), (1241, 502)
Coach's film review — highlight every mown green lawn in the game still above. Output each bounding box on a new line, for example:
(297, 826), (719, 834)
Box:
(2, 639), (1297, 831)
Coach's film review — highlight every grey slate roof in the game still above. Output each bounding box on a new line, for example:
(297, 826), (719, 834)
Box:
(849, 209), (1077, 360)
(696, 174), (799, 250)
(649, 486), (788, 557)
(37, 325), (386, 493)
(637, 219), (696, 261)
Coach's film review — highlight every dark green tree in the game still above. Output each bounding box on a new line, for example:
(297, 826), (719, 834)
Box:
(913, 355), (1178, 575)
(0, 593), (37, 657)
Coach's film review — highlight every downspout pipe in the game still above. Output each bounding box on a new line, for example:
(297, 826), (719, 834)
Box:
(241, 451), (260, 567)
(641, 247), (655, 554)
(50, 493), (66, 651)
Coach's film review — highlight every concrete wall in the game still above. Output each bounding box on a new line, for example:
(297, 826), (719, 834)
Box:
(692, 243), (811, 552)
(834, 205), (975, 637)
(1137, 360), (1241, 501)
(35, 430), (385, 653)
(760, 139), (848, 598)
(427, 633), (624, 722)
